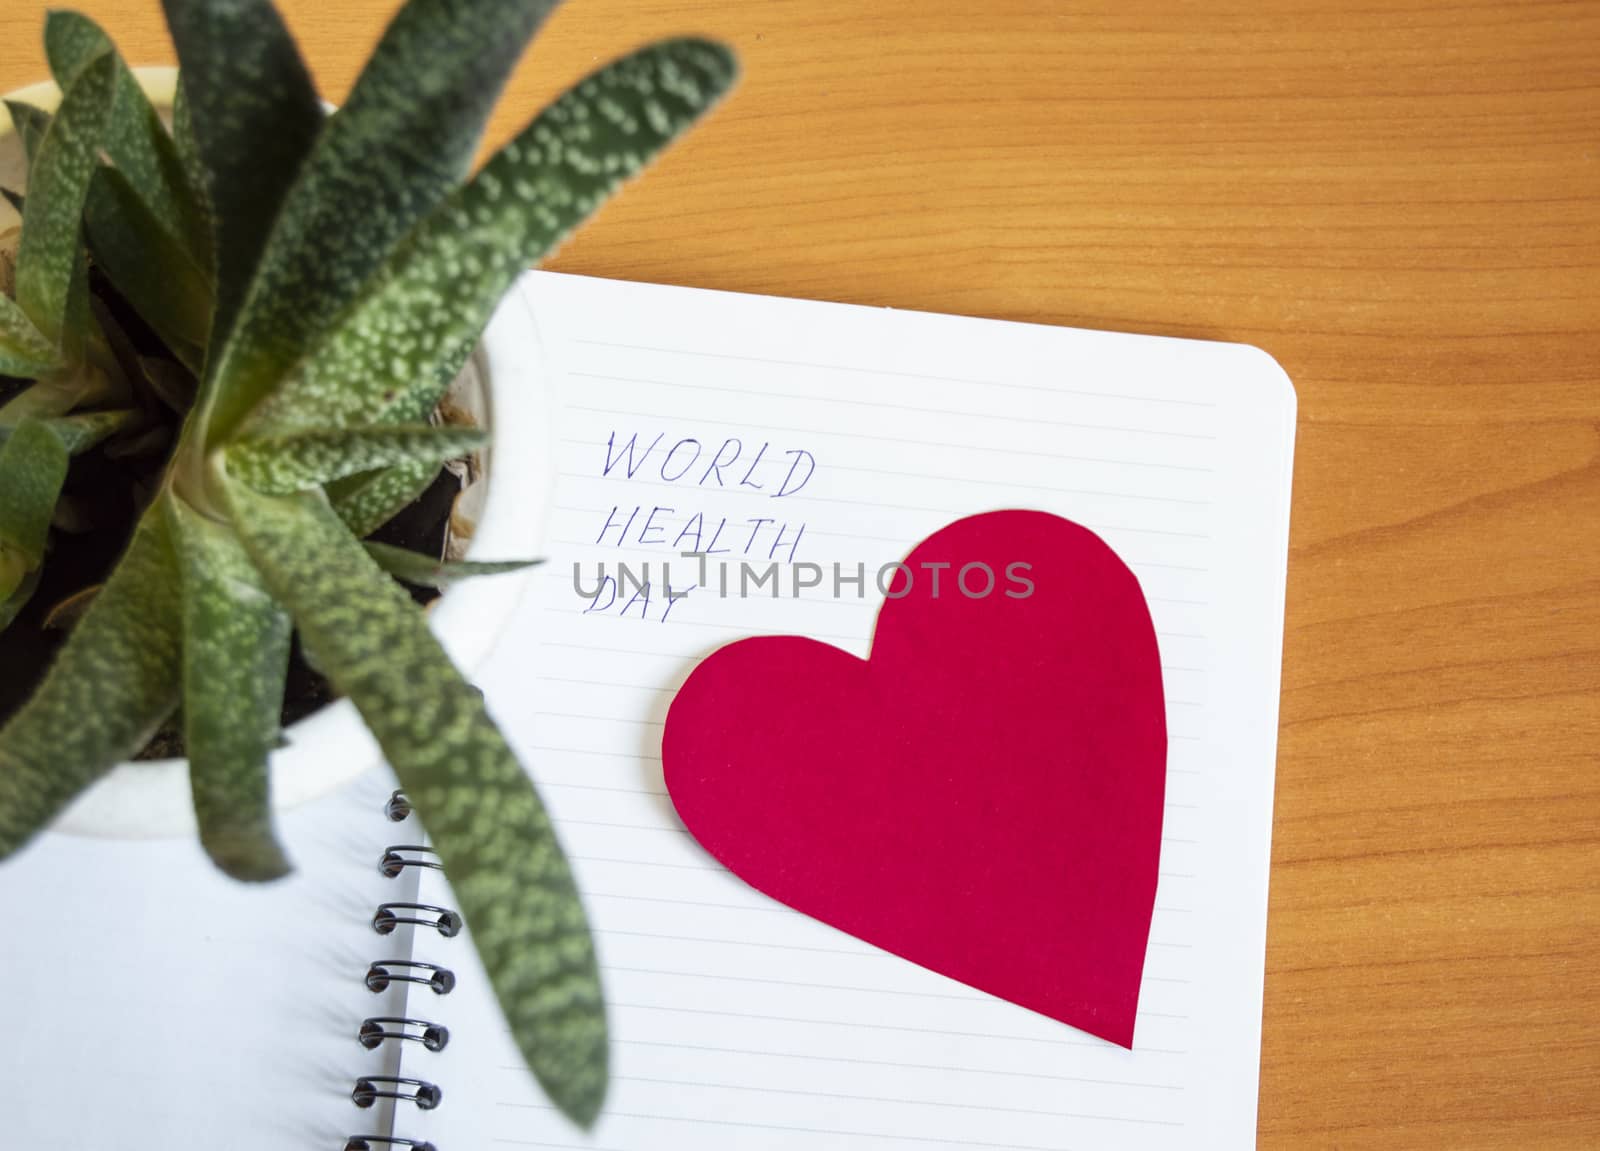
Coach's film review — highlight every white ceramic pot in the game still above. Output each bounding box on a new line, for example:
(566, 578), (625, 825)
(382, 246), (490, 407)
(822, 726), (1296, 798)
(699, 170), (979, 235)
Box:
(1, 68), (554, 838)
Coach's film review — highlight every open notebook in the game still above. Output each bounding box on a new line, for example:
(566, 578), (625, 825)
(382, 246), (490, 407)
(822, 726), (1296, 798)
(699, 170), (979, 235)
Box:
(2, 271), (1295, 1149)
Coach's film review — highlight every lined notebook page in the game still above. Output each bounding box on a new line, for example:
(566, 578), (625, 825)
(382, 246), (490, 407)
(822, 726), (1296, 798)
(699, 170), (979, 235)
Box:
(400, 271), (1296, 1150)
(1, 767), (413, 1149)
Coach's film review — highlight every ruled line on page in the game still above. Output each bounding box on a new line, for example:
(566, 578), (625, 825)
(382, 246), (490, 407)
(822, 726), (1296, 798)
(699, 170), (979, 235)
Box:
(784, 534), (1215, 573)
(492, 1122), (1078, 1151)
(566, 336), (1222, 409)
(532, 605), (1214, 656)
(591, 1038), (1192, 1087)
(555, 442), (1215, 507)
(531, 638), (1211, 676)
(583, 928), (1195, 982)
(529, 708), (661, 726)
(578, 887), (1195, 920)
(564, 405), (1218, 473)
(547, 533), (1212, 573)
(527, 673), (1209, 709)
(543, 776), (1205, 817)
(526, 746), (1207, 783)
(526, 1001), (1191, 1056)
(494, 1104), (1125, 1148)
(524, 697), (1203, 742)
(557, 498), (1213, 541)
(502, 1075), (1186, 1126)
(564, 832), (1202, 882)
(531, 673), (679, 692)
(824, 462), (1213, 507)
(522, 704), (1206, 745)
(565, 372), (1220, 441)
(536, 570), (1214, 610)
(596, 963), (1190, 1019)
(570, 844), (1201, 891)
(526, 740), (664, 758)
(601, 926), (888, 957)
(546, 776), (1204, 822)
(546, 780), (670, 798)
(570, 849), (704, 868)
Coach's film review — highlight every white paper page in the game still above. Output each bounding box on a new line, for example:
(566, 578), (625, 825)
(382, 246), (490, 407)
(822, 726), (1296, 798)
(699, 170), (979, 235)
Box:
(2, 766), (416, 1148)
(400, 271), (1296, 1150)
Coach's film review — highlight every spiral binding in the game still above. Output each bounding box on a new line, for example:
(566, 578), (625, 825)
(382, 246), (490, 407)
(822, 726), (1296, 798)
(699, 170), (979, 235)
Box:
(348, 794), (452, 1151)
(373, 901), (462, 938)
(380, 846), (445, 878)
(365, 959), (456, 995)
(359, 1017), (451, 1053)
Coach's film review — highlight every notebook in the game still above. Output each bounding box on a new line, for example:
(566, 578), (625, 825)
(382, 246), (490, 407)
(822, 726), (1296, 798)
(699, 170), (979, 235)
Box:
(2, 271), (1295, 1149)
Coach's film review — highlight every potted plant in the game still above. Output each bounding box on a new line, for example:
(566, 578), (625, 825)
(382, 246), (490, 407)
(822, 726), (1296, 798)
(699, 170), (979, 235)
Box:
(0, 0), (736, 1127)
(2, 69), (554, 843)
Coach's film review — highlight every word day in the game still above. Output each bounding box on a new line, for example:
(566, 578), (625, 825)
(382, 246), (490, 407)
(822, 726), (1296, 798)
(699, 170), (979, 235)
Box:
(574, 556), (1039, 625)
(579, 563), (693, 625)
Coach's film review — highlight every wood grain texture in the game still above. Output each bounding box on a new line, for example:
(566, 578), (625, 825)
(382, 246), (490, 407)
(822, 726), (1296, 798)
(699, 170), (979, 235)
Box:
(3, 0), (1596, 1145)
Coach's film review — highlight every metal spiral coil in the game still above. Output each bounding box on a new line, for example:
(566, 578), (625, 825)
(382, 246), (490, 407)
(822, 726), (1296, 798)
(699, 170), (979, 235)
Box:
(365, 959), (456, 995)
(383, 790), (413, 822)
(344, 1137), (436, 1151)
(359, 1017), (450, 1053)
(351, 792), (455, 1151)
(380, 845), (444, 878)
(352, 1076), (443, 1111)
(372, 901), (462, 938)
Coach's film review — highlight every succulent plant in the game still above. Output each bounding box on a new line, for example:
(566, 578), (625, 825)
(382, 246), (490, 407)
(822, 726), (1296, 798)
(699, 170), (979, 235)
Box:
(0, 0), (736, 1127)
(0, 14), (208, 638)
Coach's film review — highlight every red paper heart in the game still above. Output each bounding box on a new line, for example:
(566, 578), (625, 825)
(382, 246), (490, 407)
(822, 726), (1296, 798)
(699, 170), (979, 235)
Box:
(662, 510), (1166, 1047)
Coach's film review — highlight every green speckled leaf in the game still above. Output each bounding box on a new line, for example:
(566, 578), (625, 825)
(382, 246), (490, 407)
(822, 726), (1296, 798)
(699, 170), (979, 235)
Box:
(204, 0), (562, 445)
(3, 101), (50, 167)
(0, 292), (60, 378)
(165, 492), (291, 882)
(0, 505), (181, 857)
(226, 424), (485, 496)
(39, 12), (105, 79)
(0, 362), (111, 427)
(60, 246), (93, 366)
(364, 541), (540, 589)
(0, 568), (22, 614)
(0, 566), (41, 631)
(44, 408), (135, 454)
(0, 419), (69, 577)
(161, 0), (322, 357)
(329, 459), (440, 538)
(224, 482), (607, 1124)
(249, 40), (738, 436)
(170, 78), (202, 198)
(170, 77), (215, 272)
(85, 167), (212, 368)
(45, 11), (206, 263)
(14, 52), (115, 348)
(1, 383), (71, 427)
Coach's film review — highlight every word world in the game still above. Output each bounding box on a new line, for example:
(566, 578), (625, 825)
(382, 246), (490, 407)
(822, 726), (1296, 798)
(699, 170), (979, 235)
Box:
(604, 431), (815, 497)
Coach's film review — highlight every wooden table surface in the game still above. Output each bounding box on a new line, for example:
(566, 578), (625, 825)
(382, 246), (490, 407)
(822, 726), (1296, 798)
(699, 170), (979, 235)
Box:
(3, 0), (1596, 1145)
